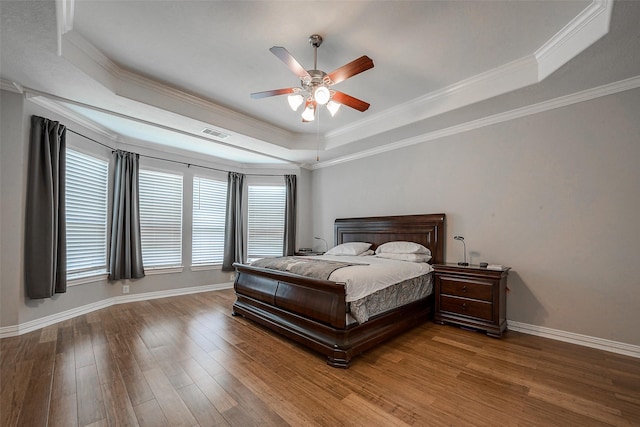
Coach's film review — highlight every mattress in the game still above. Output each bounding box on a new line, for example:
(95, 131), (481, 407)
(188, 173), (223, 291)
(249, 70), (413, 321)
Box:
(348, 273), (433, 324)
(255, 254), (434, 324)
(317, 254), (433, 301)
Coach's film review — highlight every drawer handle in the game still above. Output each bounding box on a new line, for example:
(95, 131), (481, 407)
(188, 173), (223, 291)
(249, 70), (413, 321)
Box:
(462, 285), (468, 292)
(461, 303), (467, 311)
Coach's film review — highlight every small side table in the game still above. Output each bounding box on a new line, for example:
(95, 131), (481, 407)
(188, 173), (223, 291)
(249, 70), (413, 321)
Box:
(433, 263), (510, 337)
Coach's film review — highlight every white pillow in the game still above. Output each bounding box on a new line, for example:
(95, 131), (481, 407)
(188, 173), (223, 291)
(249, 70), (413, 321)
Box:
(375, 241), (431, 255)
(358, 249), (375, 256)
(325, 242), (372, 256)
(376, 252), (432, 263)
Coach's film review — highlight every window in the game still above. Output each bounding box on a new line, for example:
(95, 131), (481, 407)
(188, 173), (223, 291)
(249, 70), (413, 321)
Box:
(192, 176), (227, 266)
(65, 149), (109, 280)
(247, 185), (286, 260)
(139, 169), (183, 268)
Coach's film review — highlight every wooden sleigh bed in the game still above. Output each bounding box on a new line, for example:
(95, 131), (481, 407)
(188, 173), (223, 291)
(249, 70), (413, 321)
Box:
(231, 213), (445, 368)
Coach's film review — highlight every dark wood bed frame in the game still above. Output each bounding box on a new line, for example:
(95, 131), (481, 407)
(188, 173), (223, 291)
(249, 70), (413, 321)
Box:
(231, 213), (446, 368)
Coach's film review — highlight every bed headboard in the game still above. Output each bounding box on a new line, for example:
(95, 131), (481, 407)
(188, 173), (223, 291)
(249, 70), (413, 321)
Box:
(334, 214), (446, 264)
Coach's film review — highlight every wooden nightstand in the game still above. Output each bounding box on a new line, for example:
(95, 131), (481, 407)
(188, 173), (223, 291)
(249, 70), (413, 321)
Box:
(433, 263), (510, 337)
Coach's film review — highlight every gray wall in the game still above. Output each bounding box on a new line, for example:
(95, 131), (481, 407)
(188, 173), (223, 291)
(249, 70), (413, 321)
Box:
(0, 92), (304, 328)
(0, 90), (25, 327)
(3, 87), (639, 347)
(311, 88), (640, 346)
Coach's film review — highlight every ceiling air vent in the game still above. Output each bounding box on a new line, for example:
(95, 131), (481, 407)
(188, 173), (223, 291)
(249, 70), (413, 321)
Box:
(201, 127), (231, 139)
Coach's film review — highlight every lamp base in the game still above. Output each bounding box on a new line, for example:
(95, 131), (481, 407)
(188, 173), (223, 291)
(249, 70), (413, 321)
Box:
(457, 262), (469, 266)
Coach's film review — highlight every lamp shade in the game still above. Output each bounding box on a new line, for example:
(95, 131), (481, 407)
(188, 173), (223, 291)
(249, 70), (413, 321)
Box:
(301, 104), (316, 122)
(287, 94), (304, 111)
(326, 100), (341, 116)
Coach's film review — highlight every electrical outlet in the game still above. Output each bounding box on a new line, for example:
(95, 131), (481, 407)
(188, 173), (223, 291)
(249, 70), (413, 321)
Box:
(122, 285), (130, 294)
(229, 273), (235, 281)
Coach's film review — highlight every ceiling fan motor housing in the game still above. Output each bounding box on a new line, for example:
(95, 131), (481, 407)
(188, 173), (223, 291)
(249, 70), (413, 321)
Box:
(302, 70), (333, 97)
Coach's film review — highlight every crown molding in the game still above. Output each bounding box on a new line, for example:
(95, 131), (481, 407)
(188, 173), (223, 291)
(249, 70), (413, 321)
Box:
(535, 0), (613, 80)
(0, 79), (23, 94)
(324, 0), (612, 151)
(60, 31), (301, 151)
(27, 94), (120, 141)
(23, 87), (298, 167)
(55, 0), (75, 55)
(25, 90), (298, 171)
(309, 75), (640, 170)
(53, 1), (612, 165)
(324, 55), (538, 150)
(61, 31), (119, 89)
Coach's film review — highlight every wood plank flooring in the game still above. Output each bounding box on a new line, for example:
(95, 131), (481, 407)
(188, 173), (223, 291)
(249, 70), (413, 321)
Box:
(1, 288), (639, 426)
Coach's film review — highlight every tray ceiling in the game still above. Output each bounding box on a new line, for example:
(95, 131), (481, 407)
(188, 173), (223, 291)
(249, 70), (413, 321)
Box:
(2, 0), (634, 169)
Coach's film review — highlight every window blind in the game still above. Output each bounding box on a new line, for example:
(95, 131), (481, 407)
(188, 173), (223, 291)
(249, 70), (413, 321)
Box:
(192, 176), (227, 265)
(139, 169), (183, 268)
(65, 149), (109, 279)
(247, 185), (285, 260)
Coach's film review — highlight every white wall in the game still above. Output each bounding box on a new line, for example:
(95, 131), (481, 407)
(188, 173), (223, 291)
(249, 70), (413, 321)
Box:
(311, 88), (640, 346)
(0, 92), (304, 330)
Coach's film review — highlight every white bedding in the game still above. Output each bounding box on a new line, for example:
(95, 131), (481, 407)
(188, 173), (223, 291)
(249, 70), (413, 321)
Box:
(298, 254), (433, 302)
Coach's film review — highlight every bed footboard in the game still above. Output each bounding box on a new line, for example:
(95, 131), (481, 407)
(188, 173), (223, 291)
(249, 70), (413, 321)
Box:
(232, 262), (433, 368)
(232, 263), (347, 328)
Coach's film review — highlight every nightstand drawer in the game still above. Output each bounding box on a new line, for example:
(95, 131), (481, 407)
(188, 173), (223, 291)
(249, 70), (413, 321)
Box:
(440, 278), (492, 302)
(440, 295), (493, 321)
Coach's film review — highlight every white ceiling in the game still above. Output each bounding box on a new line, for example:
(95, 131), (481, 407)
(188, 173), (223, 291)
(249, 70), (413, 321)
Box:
(2, 0), (639, 169)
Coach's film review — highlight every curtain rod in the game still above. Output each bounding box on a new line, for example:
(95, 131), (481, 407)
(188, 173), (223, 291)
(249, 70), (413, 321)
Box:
(66, 128), (289, 177)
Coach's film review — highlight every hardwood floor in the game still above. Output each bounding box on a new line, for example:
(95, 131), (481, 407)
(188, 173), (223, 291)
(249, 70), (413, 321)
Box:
(1, 288), (639, 427)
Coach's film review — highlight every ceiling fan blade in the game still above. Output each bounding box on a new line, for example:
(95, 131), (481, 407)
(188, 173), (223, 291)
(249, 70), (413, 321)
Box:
(332, 91), (370, 112)
(270, 46), (311, 79)
(327, 56), (374, 85)
(250, 88), (298, 99)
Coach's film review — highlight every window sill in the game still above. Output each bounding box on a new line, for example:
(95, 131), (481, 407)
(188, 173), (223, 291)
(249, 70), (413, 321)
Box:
(190, 264), (223, 272)
(144, 266), (184, 275)
(68, 272), (109, 287)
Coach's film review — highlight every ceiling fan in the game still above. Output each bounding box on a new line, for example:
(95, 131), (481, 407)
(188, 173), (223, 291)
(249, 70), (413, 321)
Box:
(250, 34), (374, 122)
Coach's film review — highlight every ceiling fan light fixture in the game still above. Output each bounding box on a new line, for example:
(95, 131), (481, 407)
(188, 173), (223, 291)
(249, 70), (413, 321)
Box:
(314, 86), (330, 105)
(250, 34), (374, 122)
(301, 103), (316, 122)
(326, 100), (341, 117)
(287, 94), (304, 111)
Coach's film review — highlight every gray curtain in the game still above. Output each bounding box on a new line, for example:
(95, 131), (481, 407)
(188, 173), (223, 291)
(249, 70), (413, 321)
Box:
(222, 172), (245, 270)
(25, 116), (67, 299)
(108, 150), (145, 280)
(283, 174), (297, 256)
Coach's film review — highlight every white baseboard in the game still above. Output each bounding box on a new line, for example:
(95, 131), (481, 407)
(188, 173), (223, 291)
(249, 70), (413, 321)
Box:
(3, 292), (638, 360)
(0, 282), (234, 338)
(507, 320), (640, 359)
